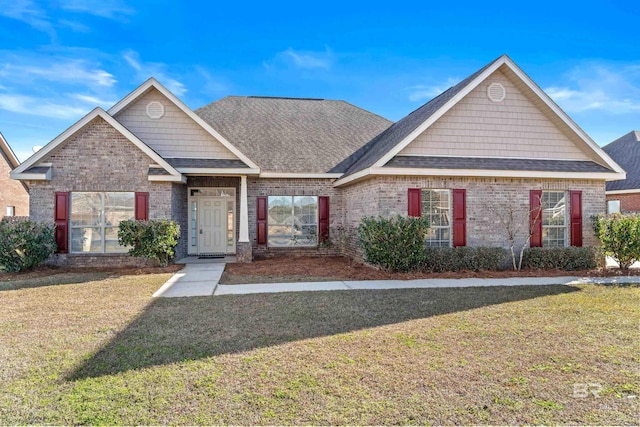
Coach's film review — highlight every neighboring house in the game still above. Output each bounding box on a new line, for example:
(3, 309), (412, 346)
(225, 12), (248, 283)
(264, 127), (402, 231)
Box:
(0, 132), (29, 218)
(10, 55), (625, 266)
(602, 131), (640, 213)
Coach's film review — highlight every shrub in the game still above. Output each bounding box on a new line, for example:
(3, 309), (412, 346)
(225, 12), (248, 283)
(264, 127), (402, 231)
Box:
(521, 247), (599, 271)
(592, 213), (640, 270)
(118, 219), (181, 267)
(422, 247), (508, 272)
(357, 215), (430, 272)
(0, 219), (56, 272)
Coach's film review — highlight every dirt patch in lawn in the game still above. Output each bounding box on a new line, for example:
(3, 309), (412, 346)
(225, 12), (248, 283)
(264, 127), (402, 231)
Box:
(220, 255), (640, 284)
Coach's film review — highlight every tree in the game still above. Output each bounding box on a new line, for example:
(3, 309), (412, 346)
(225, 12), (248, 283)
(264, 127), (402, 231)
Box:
(593, 213), (640, 270)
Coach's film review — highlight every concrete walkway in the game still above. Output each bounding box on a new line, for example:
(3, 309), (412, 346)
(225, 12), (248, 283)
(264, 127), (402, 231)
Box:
(154, 265), (639, 298)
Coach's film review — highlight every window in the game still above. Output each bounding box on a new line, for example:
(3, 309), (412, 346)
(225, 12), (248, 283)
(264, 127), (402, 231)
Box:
(267, 196), (318, 246)
(70, 192), (134, 253)
(607, 200), (621, 214)
(421, 189), (451, 247)
(5, 206), (14, 217)
(541, 191), (566, 247)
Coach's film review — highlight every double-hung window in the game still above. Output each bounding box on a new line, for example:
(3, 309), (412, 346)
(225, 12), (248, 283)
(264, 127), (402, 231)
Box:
(70, 192), (135, 253)
(541, 191), (567, 247)
(267, 196), (318, 246)
(421, 189), (451, 247)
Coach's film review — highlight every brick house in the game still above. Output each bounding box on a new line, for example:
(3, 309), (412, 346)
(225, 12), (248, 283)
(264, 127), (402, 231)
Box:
(10, 55), (624, 266)
(602, 131), (639, 213)
(0, 132), (29, 218)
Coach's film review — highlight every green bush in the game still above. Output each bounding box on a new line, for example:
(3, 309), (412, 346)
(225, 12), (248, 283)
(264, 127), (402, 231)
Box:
(521, 247), (599, 271)
(422, 247), (508, 272)
(118, 220), (181, 267)
(0, 219), (56, 272)
(357, 215), (430, 272)
(593, 213), (640, 270)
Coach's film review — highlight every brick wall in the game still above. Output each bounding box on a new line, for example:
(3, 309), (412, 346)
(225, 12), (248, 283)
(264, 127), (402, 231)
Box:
(341, 175), (605, 258)
(606, 192), (640, 213)
(29, 116), (177, 266)
(0, 149), (29, 217)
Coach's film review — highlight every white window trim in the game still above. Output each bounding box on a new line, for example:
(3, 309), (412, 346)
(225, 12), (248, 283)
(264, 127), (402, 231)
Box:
(69, 192), (134, 254)
(421, 189), (452, 248)
(541, 191), (568, 248)
(267, 195), (319, 248)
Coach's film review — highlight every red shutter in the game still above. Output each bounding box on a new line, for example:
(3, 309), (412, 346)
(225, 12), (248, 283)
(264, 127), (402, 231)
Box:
(452, 189), (466, 247)
(318, 196), (330, 243)
(256, 196), (267, 245)
(408, 188), (422, 217)
(570, 190), (583, 247)
(135, 192), (149, 221)
(54, 192), (69, 254)
(530, 190), (543, 247)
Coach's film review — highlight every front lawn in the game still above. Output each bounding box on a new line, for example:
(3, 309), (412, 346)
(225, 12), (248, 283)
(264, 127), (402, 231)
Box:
(0, 271), (638, 424)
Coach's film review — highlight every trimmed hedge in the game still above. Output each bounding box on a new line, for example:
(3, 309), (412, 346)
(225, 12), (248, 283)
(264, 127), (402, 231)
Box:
(422, 247), (508, 272)
(0, 219), (57, 272)
(118, 219), (181, 267)
(357, 215), (430, 272)
(521, 247), (599, 271)
(593, 213), (640, 270)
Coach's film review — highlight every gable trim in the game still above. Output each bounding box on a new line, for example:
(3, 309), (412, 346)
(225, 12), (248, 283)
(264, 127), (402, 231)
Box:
(359, 55), (624, 180)
(108, 78), (260, 170)
(0, 132), (20, 169)
(11, 108), (183, 182)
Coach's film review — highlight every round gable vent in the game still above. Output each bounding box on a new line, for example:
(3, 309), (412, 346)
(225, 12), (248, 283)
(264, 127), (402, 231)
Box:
(146, 101), (165, 119)
(487, 82), (506, 102)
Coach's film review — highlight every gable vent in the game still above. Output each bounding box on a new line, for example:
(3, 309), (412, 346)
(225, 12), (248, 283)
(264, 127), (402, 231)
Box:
(146, 101), (165, 119)
(487, 83), (506, 102)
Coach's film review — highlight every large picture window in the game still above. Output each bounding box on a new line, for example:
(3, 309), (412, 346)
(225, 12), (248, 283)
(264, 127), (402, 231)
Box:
(421, 189), (451, 247)
(70, 192), (134, 253)
(268, 196), (318, 247)
(542, 191), (566, 247)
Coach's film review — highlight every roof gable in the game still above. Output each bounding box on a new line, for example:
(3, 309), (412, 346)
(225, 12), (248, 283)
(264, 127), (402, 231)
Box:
(109, 78), (259, 170)
(11, 108), (183, 182)
(0, 132), (20, 169)
(336, 55), (625, 185)
(603, 131), (640, 191)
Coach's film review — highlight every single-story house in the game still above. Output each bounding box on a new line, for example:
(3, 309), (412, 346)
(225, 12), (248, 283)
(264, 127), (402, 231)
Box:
(602, 131), (639, 213)
(10, 55), (625, 266)
(0, 132), (29, 218)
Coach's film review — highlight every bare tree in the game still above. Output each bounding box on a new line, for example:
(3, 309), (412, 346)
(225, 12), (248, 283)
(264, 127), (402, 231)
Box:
(488, 192), (542, 270)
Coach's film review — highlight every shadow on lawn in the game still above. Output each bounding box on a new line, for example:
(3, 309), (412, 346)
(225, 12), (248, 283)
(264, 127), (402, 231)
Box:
(69, 285), (580, 380)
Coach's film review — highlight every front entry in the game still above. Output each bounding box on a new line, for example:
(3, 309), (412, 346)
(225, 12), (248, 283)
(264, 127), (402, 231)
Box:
(198, 197), (227, 254)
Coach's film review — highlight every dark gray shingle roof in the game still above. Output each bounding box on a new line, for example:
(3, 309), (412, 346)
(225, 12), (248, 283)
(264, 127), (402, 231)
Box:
(335, 56), (501, 175)
(195, 96), (392, 173)
(165, 158), (250, 169)
(23, 166), (50, 174)
(385, 156), (614, 173)
(603, 131), (640, 191)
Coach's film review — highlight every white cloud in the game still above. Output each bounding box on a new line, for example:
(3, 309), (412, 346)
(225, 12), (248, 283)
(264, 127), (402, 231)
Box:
(0, 0), (54, 35)
(544, 63), (640, 114)
(0, 61), (116, 88)
(71, 93), (116, 105)
(123, 50), (187, 96)
(266, 47), (335, 71)
(0, 94), (88, 119)
(407, 77), (460, 102)
(58, 0), (134, 19)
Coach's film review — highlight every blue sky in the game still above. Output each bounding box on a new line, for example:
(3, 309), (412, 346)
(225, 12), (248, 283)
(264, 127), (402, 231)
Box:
(0, 0), (638, 161)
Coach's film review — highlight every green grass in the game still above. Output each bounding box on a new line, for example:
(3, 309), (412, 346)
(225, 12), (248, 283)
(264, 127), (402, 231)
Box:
(0, 272), (638, 425)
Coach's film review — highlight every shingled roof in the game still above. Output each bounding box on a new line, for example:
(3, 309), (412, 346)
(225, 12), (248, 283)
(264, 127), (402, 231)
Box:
(603, 131), (640, 191)
(195, 96), (392, 173)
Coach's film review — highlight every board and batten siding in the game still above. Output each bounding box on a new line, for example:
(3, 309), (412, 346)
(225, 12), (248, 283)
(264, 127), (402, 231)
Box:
(399, 70), (590, 161)
(114, 88), (239, 160)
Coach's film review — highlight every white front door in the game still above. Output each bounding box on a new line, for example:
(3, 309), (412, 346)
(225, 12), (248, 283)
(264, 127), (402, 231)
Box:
(198, 197), (227, 254)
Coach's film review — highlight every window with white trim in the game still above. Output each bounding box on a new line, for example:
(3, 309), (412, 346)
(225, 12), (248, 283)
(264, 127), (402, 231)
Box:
(421, 189), (451, 247)
(70, 192), (134, 253)
(267, 196), (318, 247)
(541, 191), (567, 247)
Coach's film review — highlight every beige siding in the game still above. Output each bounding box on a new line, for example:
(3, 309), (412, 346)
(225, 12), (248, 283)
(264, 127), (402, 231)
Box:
(399, 70), (590, 161)
(115, 88), (238, 159)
